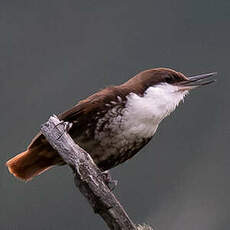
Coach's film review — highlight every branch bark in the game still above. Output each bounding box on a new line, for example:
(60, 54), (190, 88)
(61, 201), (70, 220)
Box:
(40, 115), (137, 230)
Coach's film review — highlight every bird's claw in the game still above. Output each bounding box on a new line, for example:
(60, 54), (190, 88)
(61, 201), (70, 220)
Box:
(101, 170), (118, 191)
(54, 120), (73, 140)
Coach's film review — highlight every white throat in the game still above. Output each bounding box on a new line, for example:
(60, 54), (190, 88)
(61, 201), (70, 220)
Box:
(122, 83), (188, 138)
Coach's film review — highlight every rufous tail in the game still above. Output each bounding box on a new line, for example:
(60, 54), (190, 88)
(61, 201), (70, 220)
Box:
(6, 148), (61, 181)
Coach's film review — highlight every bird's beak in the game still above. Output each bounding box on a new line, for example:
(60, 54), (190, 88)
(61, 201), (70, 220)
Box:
(177, 72), (217, 91)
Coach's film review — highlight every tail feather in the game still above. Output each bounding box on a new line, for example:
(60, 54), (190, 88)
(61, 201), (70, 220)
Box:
(6, 148), (60, 181)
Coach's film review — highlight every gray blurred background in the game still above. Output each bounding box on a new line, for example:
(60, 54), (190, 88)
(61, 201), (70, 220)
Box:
(0, 0), (229, 229)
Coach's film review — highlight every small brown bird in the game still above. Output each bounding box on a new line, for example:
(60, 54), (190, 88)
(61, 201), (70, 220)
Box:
(6, 68), (216, 181)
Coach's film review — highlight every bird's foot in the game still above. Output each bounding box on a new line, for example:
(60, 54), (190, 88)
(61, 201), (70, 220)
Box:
(54, 120), (73, 140)
(101, 170), (118, 191)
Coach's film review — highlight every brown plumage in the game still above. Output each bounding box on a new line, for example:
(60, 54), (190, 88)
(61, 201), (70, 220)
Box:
(6, 68), (191, 181)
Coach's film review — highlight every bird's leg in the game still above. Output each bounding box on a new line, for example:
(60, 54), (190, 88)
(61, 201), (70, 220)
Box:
(101, 170), (118, 191)
(54, 120), (73, 140)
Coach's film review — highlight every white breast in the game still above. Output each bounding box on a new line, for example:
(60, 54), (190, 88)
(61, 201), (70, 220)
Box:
(95, 83), (188, 143)
(119, 83), (188, 139)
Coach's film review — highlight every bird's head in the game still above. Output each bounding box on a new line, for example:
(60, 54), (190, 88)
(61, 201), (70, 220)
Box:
(122, 68), (217, 123)
(125, 67), (217, 94)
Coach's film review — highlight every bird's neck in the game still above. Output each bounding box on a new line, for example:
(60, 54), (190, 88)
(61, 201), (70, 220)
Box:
(121, 83), (188, 138)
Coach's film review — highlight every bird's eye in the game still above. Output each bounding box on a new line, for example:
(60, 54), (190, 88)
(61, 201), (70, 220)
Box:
(165, 75), (174, 83)
(165, 74), (181, 84)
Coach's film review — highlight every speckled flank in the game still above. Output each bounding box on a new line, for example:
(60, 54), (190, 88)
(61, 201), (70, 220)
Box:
(91, 83), (188, 169)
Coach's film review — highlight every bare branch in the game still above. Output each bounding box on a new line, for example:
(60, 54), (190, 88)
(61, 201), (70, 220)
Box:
(41, 115), (137, 230)
(137, 224), (154, 230)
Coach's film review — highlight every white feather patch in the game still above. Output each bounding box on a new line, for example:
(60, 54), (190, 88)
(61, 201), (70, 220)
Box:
(94, 83), (188, 156)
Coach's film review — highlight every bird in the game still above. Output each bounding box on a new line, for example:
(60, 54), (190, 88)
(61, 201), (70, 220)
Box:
(6, 68), (216, 181)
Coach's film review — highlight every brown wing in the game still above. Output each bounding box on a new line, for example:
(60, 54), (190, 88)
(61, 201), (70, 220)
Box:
(28, 86), (128, 150)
